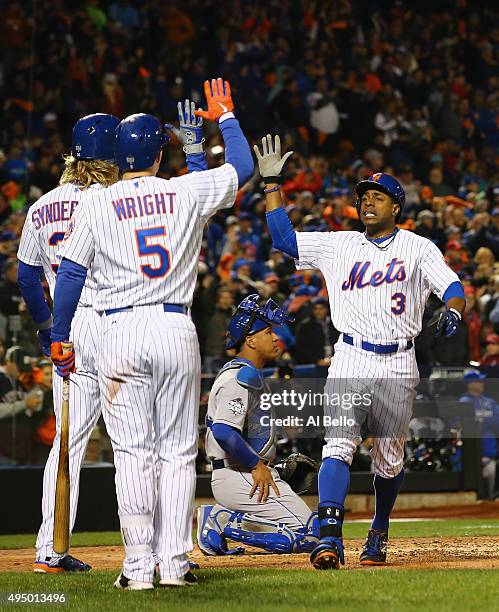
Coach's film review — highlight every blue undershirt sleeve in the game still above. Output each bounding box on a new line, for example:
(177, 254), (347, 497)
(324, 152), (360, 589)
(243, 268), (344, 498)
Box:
(211, 422), (260, 469)
(219, 117), (254, 187)
(186, 152), (208, 173)
(266, 207), (299, 258)
(51, 258), (88, 342)
(17, 261), (51, 325)
(442, 280), (465, 304)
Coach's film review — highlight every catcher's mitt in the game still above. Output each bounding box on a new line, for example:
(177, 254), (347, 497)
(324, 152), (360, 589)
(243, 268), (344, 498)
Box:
(274, 453), (318, 495)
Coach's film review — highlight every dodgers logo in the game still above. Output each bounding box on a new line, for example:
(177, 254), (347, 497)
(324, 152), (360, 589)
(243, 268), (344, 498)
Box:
(228, 398), (245, 416)
(342, 258), (406, 290)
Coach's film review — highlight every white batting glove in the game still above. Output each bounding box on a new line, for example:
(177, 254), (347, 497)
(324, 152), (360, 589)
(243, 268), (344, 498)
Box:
(253, 134), (293, 184)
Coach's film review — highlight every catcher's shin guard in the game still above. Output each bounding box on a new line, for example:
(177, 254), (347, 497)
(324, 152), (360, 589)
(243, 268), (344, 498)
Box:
(359, 529), (388, 565)
(197, 505), (244, 556)
(224, 512), (296, 554)
(310, 537), (345, 570)
(293, 512), (319, 553)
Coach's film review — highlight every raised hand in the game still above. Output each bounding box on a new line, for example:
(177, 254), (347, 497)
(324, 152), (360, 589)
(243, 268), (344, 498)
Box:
(253, 134), (293, 183)
(165, 99), (205, 153)
(194, 78), (234, 122)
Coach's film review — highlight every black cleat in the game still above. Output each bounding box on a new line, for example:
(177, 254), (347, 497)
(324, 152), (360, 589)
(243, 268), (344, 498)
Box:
(310, 538), (345, 570)
(359, 529), (388, 565)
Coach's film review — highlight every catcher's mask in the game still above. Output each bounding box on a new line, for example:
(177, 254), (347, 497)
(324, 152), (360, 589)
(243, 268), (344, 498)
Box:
(225, 294), (294, 350)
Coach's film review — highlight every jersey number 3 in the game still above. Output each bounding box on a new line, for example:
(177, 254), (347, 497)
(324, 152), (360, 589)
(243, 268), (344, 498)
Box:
(391, 292), (406, 315)
(135, 227), (171, 278)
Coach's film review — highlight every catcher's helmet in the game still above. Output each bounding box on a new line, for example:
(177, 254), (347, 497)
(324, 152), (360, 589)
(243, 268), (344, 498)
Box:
(71, 113), (120, 162)
(355, 172), (405, 222)
(115, 113), (169, 172)
(225, 294), (294, 350)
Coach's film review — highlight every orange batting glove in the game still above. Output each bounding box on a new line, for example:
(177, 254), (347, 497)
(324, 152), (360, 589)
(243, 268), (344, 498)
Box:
(194, 78), (234, 122)
(51, 341), (75, 378)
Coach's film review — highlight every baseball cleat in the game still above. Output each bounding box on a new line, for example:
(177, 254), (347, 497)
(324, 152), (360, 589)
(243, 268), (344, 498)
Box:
(197, 504), (219, 555)
(155, 560), (200, 579)
(159, 571), (198, 587)
(196, 504), (244, 556)
(359, 529), (388, 565)
(114, 573), (154, 590)
(33, 555), (92, 573)
(310, 538), (345, 570)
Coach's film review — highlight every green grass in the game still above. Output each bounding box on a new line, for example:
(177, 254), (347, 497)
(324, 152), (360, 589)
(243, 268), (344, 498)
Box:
(1, 519), (498, 550)
(0, 568), (498, 612)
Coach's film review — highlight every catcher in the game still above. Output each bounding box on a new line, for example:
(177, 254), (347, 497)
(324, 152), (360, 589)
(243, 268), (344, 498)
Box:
(197, 294), (319, 555)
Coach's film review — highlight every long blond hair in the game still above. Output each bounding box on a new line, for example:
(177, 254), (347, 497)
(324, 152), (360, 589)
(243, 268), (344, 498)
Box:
(59, 155), (119, 189)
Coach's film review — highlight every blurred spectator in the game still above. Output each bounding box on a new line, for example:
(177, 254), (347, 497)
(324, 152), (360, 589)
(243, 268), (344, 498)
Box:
(481, 334), (499, 367)
(459, 370), (499, 499)
(32, 359), (55, 464)
(294, 297), (335, 366)
(0, 346), (43, 463)
(203, 288), (235, 373)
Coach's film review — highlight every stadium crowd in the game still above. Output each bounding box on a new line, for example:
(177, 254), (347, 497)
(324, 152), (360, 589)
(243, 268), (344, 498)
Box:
(0, 0), (497, 483)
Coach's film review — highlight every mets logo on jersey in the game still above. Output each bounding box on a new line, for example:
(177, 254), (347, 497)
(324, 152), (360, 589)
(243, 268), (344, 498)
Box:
(228, 398), (246, 416)
(342, 258), (406, 290)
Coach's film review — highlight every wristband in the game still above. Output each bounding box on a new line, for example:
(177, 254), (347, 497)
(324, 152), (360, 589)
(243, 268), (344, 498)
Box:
(449, 307), (462, 320)
(264, 186), (281, 194)
(219, 111), (235, 123)
(183, 142), (204, 154)
(263, 176), (282, 185)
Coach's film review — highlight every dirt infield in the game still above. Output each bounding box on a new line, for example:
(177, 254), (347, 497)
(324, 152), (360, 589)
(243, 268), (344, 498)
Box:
(2, 536), (499, 573)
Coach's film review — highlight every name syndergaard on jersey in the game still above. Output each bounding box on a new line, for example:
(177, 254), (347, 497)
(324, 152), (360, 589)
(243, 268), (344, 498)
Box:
(17, 183), (101, 306)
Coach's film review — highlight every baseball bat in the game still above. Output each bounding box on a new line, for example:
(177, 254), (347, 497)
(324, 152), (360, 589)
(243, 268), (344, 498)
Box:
(53, 341), (73, 555)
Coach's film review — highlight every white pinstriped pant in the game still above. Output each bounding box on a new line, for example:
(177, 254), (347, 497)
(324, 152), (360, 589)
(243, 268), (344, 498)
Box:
(98, 306), (200, 583)
(323, 339), (419, 478)
(36, 307), (101, 559)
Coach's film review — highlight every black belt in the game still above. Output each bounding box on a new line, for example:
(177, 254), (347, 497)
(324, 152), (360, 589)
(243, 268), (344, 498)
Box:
(212, 459), (229, 470)
(105, 304), (188, 316)
(343, 333), (413, 355)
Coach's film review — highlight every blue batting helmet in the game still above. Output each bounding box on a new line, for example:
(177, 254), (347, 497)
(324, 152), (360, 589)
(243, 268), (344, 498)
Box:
(355, 173), (406, 222)
(463, 369), (487, 381)
(71, 113), (120, 162)
(225, 294), (294, 350)
(115, 113), (169, 172)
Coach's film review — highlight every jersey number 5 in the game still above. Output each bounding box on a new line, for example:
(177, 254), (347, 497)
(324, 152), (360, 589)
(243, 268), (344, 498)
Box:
(135, 227), (171, 278)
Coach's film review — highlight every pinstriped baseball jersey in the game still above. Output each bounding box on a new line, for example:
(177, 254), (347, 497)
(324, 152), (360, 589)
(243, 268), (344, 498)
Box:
(17, 183), (100, 307)
(296, 229), (459, 341)
(58, 164), (238, 310)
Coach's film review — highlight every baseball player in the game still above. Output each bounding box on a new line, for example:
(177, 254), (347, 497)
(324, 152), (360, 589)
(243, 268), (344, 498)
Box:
(49, 78), (254, 590)
(254, 135), (465, 569)
(17, 113), (120, 573)
(197, 294), (319, 556)
(18, 103), (210, 574)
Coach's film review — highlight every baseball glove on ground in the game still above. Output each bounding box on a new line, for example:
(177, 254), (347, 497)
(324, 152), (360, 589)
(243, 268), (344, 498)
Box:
(274, 453), (318, 495)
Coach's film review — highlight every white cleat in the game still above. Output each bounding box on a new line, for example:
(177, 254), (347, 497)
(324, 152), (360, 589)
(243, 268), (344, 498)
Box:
(114, 573), (154, 590)
(159, 571), (198, 587)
